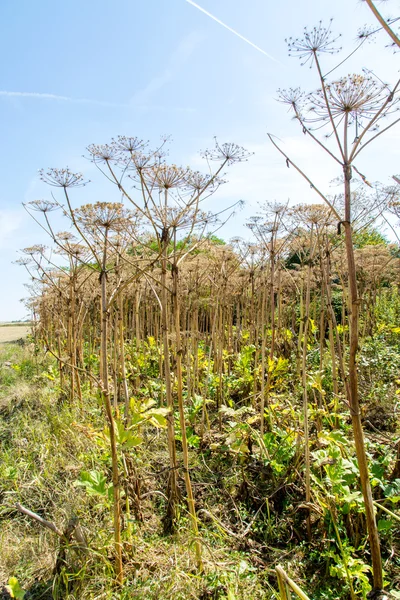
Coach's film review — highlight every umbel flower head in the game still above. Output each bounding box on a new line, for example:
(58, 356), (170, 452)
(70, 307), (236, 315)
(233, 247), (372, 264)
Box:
(286, 20), (341, 67)
(86, 143), (119, 163)
(307, 74), (395, 124)
(27, 199), (58, 213)
(277, 87), (305, 113)
(144, 164), (190, 190)
(112, 136), (146, 153)
(22, 245), (47, 256)
(87, 137), (147, 163)
(185, 170), (219, 192)
(75, 202), (130, 232)
(40, 168), (88, 188)
(202, 138), (253, 165)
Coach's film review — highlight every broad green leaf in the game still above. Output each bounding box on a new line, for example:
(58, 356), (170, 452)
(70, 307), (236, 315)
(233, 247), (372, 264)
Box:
(6, 577), (25, 599)
(76, 470), (109, 496)
(377, 518), (393, 531)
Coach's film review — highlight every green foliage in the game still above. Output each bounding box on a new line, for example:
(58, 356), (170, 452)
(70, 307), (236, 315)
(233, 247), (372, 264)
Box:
(352, 227), (388, 249)
(76, 470), (113, 501)
(3, 271), (400, 599)
(327, 542), (372, 597)
(129, 397), (169, 428)
(6, 577), (25, 600)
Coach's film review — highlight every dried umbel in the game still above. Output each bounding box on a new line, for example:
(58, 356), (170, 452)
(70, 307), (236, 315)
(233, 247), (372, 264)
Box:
(27, 199), (58, 213)
(74, 202), (131, 232)
(125, 150), (156, 174)
(202, 139), (253, 165)
(63, 243), (89, 260)
(22, 245), (47, 256)
(247, 220), (277, 242)
(86, 143), (119, 163)
(144, 164), (190, 190)
(308, 74), (397, 125)
(277, 87), (305, 113)
(40, 168), (88, 188)
(185, 170), (216, 192)
(15, 257), (31, 267)
(286, 20), (342, 67)
(357, 2), (400, 50)
(288, 203), (335, 228)
(56, 231), (77, 242)
(112, 136), (146, 154)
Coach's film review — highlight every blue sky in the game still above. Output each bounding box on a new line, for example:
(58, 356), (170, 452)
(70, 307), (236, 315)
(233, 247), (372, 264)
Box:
(0, 0), (399, 320)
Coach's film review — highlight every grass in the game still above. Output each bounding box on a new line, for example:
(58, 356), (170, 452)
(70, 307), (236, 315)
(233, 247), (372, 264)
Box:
(0, 344), (284, 600)
(1, 341), (399, 599)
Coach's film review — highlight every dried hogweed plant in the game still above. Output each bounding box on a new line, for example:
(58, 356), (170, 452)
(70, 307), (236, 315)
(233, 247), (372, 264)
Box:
(270, 19), (400, 596)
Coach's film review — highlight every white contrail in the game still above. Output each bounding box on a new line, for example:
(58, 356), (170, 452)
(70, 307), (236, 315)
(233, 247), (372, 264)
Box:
(185, 0), (281, 64)
(0, 90), (127, 107)
(0, 90), (194, 112)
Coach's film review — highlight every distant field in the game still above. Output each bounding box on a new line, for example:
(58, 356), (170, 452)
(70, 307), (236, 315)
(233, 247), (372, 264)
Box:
(0, 325), (31, 343)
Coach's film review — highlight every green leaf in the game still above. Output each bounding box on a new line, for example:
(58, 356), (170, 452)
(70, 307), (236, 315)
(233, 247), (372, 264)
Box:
(342, 485), (363, 504)
(187, 434), (200, 448)
(123, 432), (143, 448)
(377, 518), (393, 532)
(384, 479), (400, 498)
(114, 419), (143, 448)
(76, 470), (109, 496)
(6, 577), (25, 600)
(149, 413), (167, 427)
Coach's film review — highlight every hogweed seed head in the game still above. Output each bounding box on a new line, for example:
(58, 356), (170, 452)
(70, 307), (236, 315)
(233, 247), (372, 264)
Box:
(27, 199), (59, 213)
(40, 168), (88, 188)
(202, 139), (253, 164)
(22, 245), (47, 256)
(112, 136), (146, 153)
(286, 20), (342, 67)
(277, 87), (305, 113)
(86, 143), (118, 163)
(56, 231), (77, 242)
(307, 73), (396, 124)
(184, 170), (224, 192)
(75, 202), (130, 232)
(144, 164), (190, 190)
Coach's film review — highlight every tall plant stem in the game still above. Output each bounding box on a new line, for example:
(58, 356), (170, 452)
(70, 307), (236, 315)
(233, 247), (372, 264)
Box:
(302, 224), (314, 541)
(160, 227), (179, 527)
(100, 263), (123, 585)
(364, 0), (400, 48)
(117, 293), (131, 424)
(343, 167), (383, 591)
(172, 253), (203, 570)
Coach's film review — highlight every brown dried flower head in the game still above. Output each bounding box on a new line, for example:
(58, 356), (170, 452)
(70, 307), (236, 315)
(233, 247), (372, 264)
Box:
(112, 136), (146, 153)
(145, 164), (190, 190)
(27, 199), (59, 213)
(56, 231), (77, 242)
(86, 143), (118, 163)
(22, 245), (47, 256)
(286, 20), (342, 67)
(202, 139), (253, 165)
(75, 202), (130, 231)
(40, 168), (88, 188)
(308, 74), (396, 124)
(278, 87), (305, 113)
